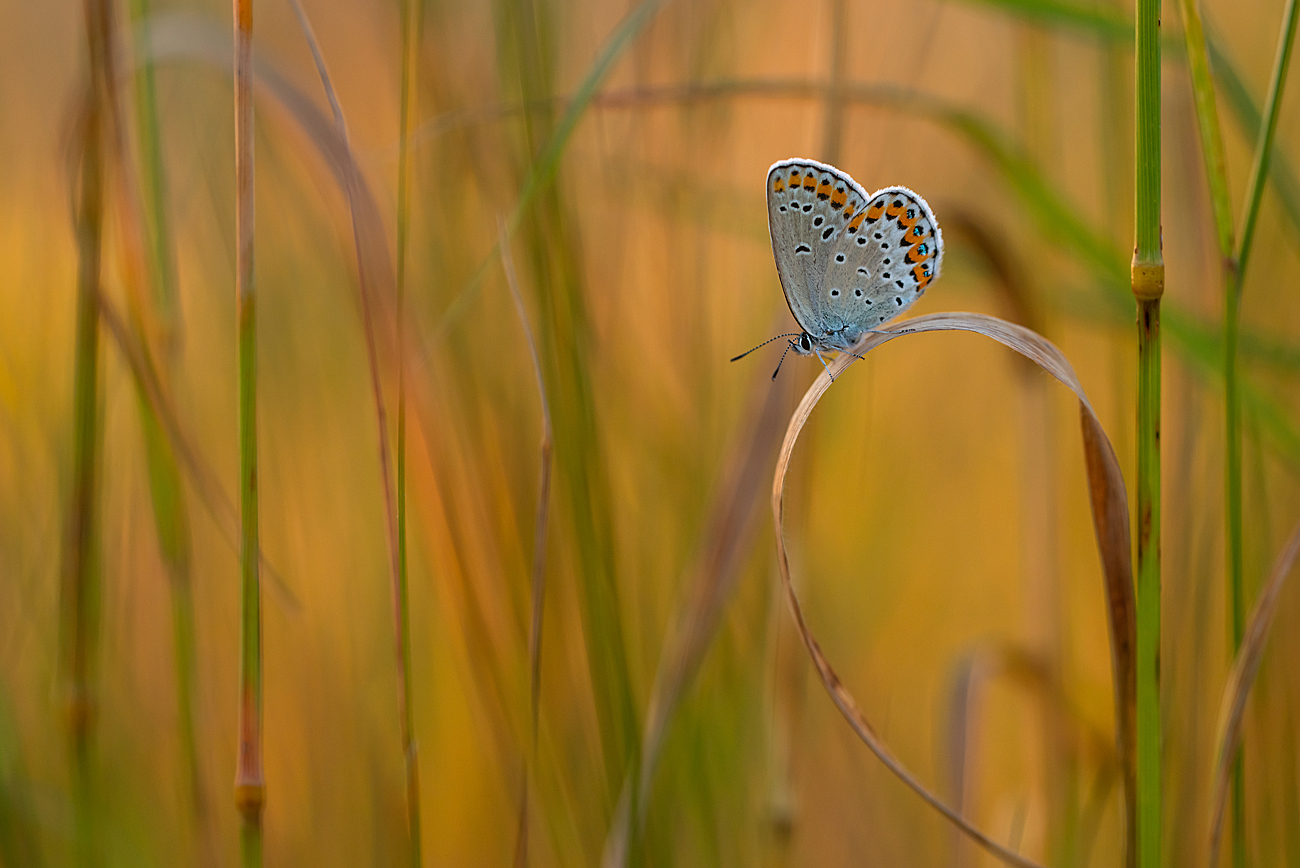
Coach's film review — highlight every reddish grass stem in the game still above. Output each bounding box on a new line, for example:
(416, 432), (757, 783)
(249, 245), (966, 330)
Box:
(395, 0), (425, 861)
(285, 0), (421, 860)
(232, 0), (264, 865)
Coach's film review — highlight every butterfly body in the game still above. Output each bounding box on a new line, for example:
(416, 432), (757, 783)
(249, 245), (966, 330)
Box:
(759, 158), (944, 372)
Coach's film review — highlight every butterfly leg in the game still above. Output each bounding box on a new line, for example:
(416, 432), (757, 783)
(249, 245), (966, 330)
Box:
(812, 347), (836, 382)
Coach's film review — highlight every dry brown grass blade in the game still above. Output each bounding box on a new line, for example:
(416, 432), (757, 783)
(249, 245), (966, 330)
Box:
(497, 218), (553, 868)
(772, 311), (1136, 868)
(1206, 516), (1300, 868)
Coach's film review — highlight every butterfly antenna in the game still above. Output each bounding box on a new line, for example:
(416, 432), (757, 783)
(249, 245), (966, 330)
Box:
(731, 333), (802, 362)
(770, 340), (796, 380)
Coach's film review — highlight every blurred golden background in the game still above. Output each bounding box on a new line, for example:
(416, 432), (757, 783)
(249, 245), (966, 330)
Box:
(1, 0), (1299, 865)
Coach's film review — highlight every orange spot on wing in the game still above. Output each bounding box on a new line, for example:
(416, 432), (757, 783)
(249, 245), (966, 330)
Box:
(802, 172), (817, 191)
(885, 198), (905, 219)
(904, 242), (931, 264)
(830, 187), (847, 210)
(816, 177), (832, 200)
(866, 201), (886, 222)
(912, 264), (932, 288)
(773, 176), (785, 193)
(848, 211), (867, 232)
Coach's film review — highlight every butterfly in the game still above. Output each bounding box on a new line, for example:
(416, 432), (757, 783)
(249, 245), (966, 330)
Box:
(733, 158), (944, 380)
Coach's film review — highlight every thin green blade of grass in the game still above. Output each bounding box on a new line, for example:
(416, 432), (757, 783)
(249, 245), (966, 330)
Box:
(504, 0), (670, 236)
(231, 0), (263, 864)
(1175, 0), (1235, 260)
(494, 0), (672, 817)
(285, 3), (422, 863)
(1224, 6), (1300, 863)
(961, 0), (1130, 37)
(1206, 32), (1300, 244)
(434, 0), (670, 337)
(498, 219), (553, 868)
(1233, 0), (1300, 281)
(772, 312), (1136, 868)
(121, 2), (215, 862)
(1207, 517), (1300, 868)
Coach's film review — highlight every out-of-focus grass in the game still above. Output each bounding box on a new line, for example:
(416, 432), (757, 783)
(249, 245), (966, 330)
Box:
(2, 1), (1300, 867)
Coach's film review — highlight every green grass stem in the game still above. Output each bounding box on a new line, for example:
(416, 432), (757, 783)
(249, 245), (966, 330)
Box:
(1133, 3), (1162, 868)
(1225, 3), (1300, 864)
(1175, 0), (1234, 260)
(498, 219), (553, 868)
(1235, 0), (1300, 280)
(232, 0), (264, 865)
(284, 0), (423, 859)
(124, 2), (213, 863)
(436, 0), (669, 338)
(396, 1), (425, 863)
(493, 0), (670, 821)
(1173, 2), (1240, 860)
(63, 0), (115, 862)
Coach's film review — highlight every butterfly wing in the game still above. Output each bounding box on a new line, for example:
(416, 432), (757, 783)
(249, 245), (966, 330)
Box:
(819, 185), (943, 341)
(767, 158), (866, 337)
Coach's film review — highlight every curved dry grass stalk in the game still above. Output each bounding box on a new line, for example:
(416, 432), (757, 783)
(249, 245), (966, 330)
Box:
(771, 311), (1136, 868)
(1207, 516), (1300, 868)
